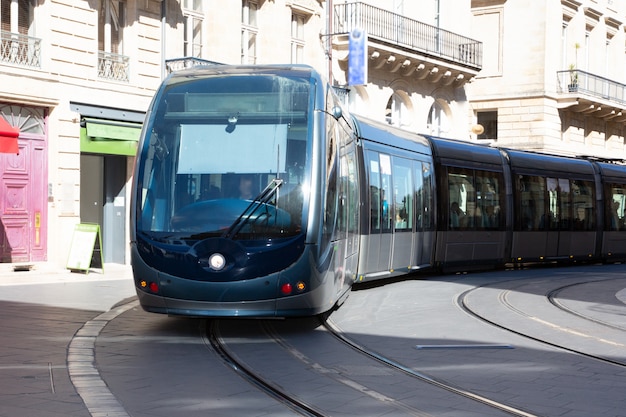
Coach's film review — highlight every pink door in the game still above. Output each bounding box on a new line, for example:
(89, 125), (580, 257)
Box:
(0, 106), (47, 263)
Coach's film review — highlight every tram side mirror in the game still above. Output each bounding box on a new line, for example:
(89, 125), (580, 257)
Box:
(331, 106), (343, 120)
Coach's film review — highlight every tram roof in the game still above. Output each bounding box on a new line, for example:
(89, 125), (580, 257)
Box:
(352, 116), (431, 155)
(425, 135), (504, 170)
(165, 64), (318, 83)
(503, 148), (595, 177)
(593, 160), (626, 182)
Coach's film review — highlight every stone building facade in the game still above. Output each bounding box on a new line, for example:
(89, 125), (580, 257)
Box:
(330, 0), (480, 140)
(1, 0), (164, 268)
(1, 0), (624, 268)
(468, 0), (626, 158)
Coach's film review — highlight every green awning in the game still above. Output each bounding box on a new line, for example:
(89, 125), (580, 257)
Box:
(81, 118), (142, 156)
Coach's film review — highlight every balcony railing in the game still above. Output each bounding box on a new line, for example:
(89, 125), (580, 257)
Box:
(0, 30), (41, 68)
(98, 51), (129, 82)
(165, 57), (222, 74)
(333, 2), (482, 69)
(557, 69), (626, 106)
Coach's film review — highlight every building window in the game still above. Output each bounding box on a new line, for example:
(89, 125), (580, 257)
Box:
(99, 0), (124, 55)
(385, 92), (411, 128)
(291, 13), (305, 64)
(183, 0), (203, 57)
(427, 101), (450, 136)
(0, 0), (40, 67)
(477, 110), (497, 140)
(98, 0), (129, 81)
(1, 0), (32, 35)
(241, 0), (257, 64)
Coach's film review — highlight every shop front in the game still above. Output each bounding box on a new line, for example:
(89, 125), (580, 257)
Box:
(72, 102), (144, 265)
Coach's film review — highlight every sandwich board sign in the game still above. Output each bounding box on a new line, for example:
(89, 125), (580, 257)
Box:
(66, 223), (104, 273)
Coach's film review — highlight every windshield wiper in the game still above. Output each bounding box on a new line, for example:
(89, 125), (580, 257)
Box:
(222, 178), (284, 239)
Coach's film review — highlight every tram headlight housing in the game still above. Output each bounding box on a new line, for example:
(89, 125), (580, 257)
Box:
(208, 253), (226, 271)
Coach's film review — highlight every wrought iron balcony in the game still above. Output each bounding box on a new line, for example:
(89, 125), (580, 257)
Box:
(333, 2), (482, 71)
(98, 51), (130, 82)
(0, 30), (41, 68)
(557, 69), (626, 107)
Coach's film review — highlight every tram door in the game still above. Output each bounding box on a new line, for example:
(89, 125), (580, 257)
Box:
(378, 153), (393, 271)
(390, 157), (415, 270)
(339, 150), (359, 286)
(545, 178), (561, 257)
(363, 151), (417, 275)
(514, 175), (596, 261)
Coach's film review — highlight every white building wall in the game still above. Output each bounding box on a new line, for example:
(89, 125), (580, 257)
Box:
(1, 0), (164, 268)
(468, 0), (626, 158)
(331, 0), (476, 139)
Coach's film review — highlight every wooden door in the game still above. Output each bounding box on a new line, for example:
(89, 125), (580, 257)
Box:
(0, 106), (47, 263)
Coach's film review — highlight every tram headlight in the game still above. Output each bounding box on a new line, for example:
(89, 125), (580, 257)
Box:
(208, 253), (226, 271)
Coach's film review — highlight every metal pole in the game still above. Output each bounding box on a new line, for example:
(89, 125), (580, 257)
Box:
(327, 0), (333, 84)
(161, 0), (167, 79)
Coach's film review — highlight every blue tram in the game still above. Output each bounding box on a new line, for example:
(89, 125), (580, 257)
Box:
(131, 65), (358, 317)
(130, 64), (626, 317)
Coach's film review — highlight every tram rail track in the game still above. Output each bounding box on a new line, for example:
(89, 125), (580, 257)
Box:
(322, 318), (538, 417)
(458, 277), (626, 368)
(203, 320), (325, 417)
(547, 278), (626, 333)
(205, 316), (539, 417)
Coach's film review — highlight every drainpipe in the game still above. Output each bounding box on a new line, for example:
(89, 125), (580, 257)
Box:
(327, 0), (333, 84)
(161, 0), (167, 79)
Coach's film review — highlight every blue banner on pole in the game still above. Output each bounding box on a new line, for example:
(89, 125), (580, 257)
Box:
(348, 28), (367, 86)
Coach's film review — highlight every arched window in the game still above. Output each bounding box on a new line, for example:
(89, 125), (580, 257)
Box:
(347, 85), (368, 116)
(385, 91), (410, 127)
(0, 104), (45, 135)
(427, 100), (450, 136)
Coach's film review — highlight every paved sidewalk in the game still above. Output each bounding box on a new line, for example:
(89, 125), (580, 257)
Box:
(0, 262), (136, 417)
(0, 263), (135, 311)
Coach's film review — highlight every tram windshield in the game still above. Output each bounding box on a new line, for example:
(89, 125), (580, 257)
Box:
(136, 71), (311, 240)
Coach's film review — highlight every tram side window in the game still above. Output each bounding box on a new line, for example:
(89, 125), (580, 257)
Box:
(421, 162), (434, 230)
(344, 152), (359, 236)
(516, 175), (547, 231)
(336, 156), (347, 242)
(571, 180), (595, 230)
(448, 168), (472, 229)
(368, 153), (382, 231)
(392, 157), (413, 231)
(447, 167), (502, 231)
(475, 171), (502, 230)
(367, 151), (392, 233)
(322, 120), (339, 251)
(414, 162), (424, 230)
(606, 183), (626, 231)
(379, 154), (392, 232)
(553, 178), (571, 230)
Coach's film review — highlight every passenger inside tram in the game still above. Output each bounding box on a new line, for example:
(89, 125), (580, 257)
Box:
(450, 201), (465, 228)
